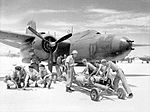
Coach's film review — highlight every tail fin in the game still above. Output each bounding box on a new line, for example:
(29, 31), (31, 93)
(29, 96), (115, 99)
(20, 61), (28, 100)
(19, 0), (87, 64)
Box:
(26, 20), (36, 35)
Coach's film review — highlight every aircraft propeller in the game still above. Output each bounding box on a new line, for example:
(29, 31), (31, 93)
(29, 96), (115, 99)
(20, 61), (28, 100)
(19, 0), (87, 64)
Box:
(126, 39), (150, 50)
(27, 26), (72, 72)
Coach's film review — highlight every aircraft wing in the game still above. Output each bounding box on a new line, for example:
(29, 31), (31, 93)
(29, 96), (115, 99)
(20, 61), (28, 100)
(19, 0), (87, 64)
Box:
(0, 30), (35, 48)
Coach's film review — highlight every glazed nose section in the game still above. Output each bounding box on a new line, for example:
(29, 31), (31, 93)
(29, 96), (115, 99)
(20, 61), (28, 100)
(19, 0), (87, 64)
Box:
(120, 38), (134, 51)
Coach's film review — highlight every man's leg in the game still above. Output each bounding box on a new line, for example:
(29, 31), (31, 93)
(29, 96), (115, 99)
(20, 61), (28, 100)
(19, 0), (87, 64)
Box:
(47, 75), (53, 89)
(66, 69), (71, 88)
(112, 75), (120, 91)
(55, 65), (62, 81)
(35, 78), (38, 87)
(6, 80), (14, 89)
(66, 69), (74, 92)
(22, 75), (30, 89)
(118, 70), (133, 98)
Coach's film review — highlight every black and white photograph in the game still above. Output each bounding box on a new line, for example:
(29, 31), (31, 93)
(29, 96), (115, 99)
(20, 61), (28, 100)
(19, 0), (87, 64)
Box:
(0, 0), (150, 112)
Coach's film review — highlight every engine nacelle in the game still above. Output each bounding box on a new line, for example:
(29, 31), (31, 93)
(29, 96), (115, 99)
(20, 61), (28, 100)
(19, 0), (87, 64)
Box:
(32, 35), (57, 61)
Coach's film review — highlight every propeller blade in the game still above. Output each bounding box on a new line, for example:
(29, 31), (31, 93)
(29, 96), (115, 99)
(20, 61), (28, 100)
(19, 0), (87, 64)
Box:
(56, 33), (72, 44)
(132, 44), (150, 47)
(48, 50), (53, 72)
(28, 26), (44, 40)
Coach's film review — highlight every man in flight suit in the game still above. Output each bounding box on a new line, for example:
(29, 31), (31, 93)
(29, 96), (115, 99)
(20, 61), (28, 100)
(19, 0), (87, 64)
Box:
(65, 50), (78, 92)
(101, 59), (133, 98)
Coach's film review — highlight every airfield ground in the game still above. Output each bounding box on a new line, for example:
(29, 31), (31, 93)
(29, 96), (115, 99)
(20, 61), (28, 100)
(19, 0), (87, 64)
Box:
(0, 57), (150, 112)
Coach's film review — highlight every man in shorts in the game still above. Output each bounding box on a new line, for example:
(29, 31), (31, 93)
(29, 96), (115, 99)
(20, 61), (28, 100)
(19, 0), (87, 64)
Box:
(23, 65), (39, 89)
(101, 59), (133, 98)
(38, 64), (52, 89)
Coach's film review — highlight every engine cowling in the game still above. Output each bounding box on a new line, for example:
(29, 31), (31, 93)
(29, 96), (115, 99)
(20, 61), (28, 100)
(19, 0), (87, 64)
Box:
(31, 35), (57, 61)
(42, 35), (57, 53)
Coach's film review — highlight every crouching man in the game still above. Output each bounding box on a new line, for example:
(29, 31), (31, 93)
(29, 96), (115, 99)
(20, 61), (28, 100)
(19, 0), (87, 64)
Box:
(4, 66), (26, 89)
(22, 65), (39, 89)
(101, 59), (133, 98)
(37, 64), (52, 89)
(82, 59), (97, 76)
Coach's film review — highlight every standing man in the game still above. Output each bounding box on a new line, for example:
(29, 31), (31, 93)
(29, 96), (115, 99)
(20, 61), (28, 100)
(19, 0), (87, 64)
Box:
(101, 59), (133, 98)
(65, 50), (78, 92)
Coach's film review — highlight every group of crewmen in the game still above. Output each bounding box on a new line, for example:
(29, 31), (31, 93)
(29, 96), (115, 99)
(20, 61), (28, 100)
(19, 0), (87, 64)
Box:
(4, 49), (133, 99)
(61, 50), (133, 99)
(4, 64), (53, 89)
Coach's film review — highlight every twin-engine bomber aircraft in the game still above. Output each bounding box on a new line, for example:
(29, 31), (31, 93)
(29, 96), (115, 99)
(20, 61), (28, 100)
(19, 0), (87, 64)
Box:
(0, 21), (149, 72)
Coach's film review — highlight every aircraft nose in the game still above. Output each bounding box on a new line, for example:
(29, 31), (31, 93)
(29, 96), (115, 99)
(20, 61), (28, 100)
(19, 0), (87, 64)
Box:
(119, 38), (134, 51)
(111, 36), (134, 54)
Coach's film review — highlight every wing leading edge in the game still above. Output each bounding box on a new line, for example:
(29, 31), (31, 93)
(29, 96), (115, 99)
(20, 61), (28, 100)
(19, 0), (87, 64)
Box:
(0, 30), (35, 48)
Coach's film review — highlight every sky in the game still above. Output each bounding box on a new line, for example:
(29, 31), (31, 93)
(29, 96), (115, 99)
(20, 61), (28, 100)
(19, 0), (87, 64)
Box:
(0, 0), (150, 56)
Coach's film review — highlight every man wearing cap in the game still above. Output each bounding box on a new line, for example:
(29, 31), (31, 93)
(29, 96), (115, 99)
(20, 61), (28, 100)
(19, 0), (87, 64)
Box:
(65, 50), (78, 92)
(38, 64), (52, 89)
(23, 65), (39, 89)
(4, 66), (26, 89)
(101, 59), (133, 98)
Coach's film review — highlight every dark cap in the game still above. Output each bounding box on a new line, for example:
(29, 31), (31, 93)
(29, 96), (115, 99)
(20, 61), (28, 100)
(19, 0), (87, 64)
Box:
(29, 65), (34, 68)
(15, 66), (22, 71)
(39, 64), (45, 68)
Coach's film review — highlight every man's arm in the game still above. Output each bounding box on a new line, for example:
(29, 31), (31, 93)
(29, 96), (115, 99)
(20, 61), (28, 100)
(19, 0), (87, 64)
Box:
(82, 66), (88, 74)
(43, 71), (52, 80)
(89, 69), (97, 77)
(10, 78), (18, 88)
(102, 63), (111, 80)
(11, 72), (18, 88)
(22, 74), (29, 89)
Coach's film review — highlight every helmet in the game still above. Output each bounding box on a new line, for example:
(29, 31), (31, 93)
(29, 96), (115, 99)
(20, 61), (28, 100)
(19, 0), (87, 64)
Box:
(71, 50), (78, 54)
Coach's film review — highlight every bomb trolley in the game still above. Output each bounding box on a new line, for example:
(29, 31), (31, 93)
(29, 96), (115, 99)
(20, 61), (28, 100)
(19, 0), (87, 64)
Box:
(73, 73), (126, 101)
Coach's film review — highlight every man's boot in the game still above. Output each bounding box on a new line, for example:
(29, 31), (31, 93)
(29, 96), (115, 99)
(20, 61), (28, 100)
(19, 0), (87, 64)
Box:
(7, 85), (10, 89)
(44, 83), (47, 88)
(35, 83), (38, 87)
(128, 93), (133, 99)
(66, 87), (74, 92)
(48, 80), (52, 89)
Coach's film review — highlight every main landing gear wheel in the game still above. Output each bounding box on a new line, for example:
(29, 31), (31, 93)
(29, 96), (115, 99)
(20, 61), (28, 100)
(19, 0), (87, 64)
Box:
(90, 88), (101, 101)
(117, 88), (126, 100)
